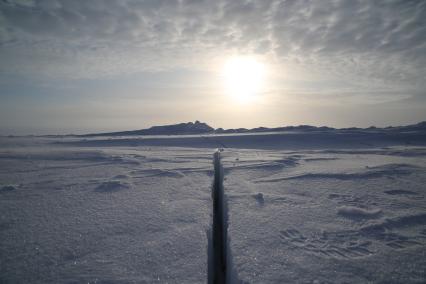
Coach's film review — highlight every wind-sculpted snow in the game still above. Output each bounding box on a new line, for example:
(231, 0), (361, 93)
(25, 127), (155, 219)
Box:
(254, 163), (420, 182)
(57, 128), (426, 150)
(1, 136), (426, 283)
(0, 140), (213, 283)
(337, 206), (382, 219)
(95, 180), (131, 192)
(222, 147), (426, 283)
(0, 185), (16, 192)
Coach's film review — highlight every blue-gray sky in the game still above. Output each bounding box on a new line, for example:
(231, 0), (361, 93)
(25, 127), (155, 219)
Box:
(0, 0), (425, 134)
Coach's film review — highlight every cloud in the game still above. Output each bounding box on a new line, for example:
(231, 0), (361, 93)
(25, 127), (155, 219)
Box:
(0, 0), (424, 90)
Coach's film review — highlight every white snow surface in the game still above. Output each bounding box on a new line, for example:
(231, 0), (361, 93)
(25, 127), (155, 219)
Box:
(1, 132), (426, 283)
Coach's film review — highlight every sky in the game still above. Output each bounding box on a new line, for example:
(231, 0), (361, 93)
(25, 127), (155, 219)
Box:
(0, 0), (425, 134)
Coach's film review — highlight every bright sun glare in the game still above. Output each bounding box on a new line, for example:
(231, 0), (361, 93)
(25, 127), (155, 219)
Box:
(222, 56), (266, 102)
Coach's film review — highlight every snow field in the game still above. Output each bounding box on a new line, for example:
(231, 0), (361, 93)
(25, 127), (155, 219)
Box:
(222, 148), (426, 283)
(0, 144), (213, 283)
(1, 135), (425, 283)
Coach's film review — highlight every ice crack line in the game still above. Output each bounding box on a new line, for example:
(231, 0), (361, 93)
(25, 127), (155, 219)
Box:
(209, 149), (227, 284)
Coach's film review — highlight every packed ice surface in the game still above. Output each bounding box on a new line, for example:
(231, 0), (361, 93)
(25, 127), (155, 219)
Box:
(1, 133), (426, 283)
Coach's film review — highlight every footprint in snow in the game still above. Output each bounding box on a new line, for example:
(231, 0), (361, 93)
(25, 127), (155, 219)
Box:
(279, 228), (374, 259)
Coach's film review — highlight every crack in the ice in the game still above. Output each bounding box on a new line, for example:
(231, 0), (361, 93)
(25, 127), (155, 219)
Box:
(209, 150), (227, 284)
(208, 150), (241, 284)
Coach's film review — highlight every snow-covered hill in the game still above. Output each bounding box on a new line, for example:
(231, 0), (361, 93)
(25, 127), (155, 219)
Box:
(79, 121), (426, 137)
(82, 120), (214, 137)
(60, 126), (426, 150)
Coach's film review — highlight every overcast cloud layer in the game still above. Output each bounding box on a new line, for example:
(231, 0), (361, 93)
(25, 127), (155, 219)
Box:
(1, 0), (425, 79)
(0, 0), (425, 134)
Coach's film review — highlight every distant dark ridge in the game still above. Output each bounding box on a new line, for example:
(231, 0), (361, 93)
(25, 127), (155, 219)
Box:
(82, 120), (214, 137)
(214, 125), (334, 134)
(79, 121), (426, 137)
(215, 121), (426, 134)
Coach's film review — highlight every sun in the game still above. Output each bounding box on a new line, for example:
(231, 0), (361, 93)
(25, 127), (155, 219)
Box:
(222, 56), (266, 102)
